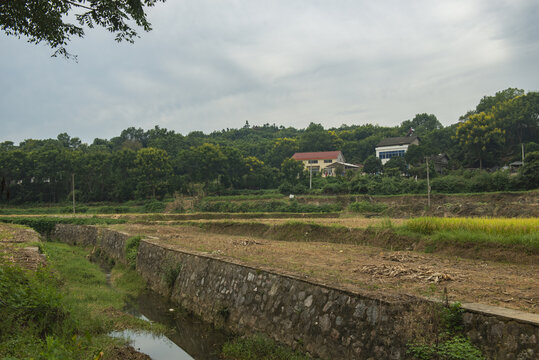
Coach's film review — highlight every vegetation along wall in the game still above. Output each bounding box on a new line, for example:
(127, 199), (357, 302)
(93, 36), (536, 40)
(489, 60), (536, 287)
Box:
(53, 224), (539, 359)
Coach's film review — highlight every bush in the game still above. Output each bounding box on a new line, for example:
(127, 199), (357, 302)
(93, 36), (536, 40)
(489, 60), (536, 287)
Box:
(143, 200), (166, 213)
(0, 264), (66, 340)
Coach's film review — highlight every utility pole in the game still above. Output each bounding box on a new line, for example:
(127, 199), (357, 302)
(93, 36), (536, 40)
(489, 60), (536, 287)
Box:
(426, 157), (431, 209)
(522, 143), (525, 166)
(309, 166), (312, 190)
(72, 173), (75, 215)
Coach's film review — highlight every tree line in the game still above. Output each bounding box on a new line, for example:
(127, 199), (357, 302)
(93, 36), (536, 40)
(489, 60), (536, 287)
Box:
(0, 88), (538, 203)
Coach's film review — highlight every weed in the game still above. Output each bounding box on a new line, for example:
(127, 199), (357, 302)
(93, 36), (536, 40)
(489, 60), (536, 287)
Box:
(125, 236), (141, 269)
(222, 334), (310, 360)
(163, 259), (182, 290)
(349, 201), (387, 213)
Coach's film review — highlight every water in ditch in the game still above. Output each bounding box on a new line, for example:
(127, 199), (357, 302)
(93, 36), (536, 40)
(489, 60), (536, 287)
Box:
(116, 291), (231, 360)
(94, 258), (230, 359)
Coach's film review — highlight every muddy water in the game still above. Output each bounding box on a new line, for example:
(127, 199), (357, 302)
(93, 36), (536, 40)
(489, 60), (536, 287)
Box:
(121, 291), (230, 360)
(94, 258), (230, 360)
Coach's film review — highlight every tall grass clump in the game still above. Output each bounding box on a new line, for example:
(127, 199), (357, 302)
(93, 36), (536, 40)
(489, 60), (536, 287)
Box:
(125, 236), (142, 269)
(406, 217), (538, 235)
(405, 217), (539, 249)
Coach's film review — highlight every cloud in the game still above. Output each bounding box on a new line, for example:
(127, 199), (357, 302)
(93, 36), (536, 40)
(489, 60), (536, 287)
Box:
(1, 0), (538, 143)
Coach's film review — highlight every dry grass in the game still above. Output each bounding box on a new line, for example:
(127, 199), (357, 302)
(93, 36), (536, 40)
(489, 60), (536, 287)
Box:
(111, 223), (539, 313)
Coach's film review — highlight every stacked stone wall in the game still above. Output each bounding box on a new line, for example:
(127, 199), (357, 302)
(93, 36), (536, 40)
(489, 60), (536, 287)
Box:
(53, 224), (539, 360)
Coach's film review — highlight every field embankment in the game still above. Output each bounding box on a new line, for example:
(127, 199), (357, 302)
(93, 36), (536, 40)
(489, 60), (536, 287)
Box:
(183, 217), (538, 264)
(199, 191), (539, 217)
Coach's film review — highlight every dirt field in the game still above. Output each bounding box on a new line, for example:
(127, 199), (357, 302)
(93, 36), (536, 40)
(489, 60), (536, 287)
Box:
(158, 217), (407, 228)
(0, 223), (45, 270)
(110, 223), (538, 314)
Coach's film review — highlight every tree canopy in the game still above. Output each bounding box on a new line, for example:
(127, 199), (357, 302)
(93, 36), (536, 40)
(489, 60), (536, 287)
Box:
(0, 0), (164, 58)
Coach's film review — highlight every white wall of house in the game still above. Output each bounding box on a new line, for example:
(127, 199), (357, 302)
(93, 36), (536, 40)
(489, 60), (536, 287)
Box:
(375, 144), (409, 165)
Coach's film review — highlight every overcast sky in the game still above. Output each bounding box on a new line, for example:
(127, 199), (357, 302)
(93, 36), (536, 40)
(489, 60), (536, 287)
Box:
(1, 0), (538, 144)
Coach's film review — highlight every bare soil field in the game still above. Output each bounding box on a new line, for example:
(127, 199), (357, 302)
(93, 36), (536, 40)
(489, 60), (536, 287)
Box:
(110, 224), (539, 314)
(0, 223), (45, 270)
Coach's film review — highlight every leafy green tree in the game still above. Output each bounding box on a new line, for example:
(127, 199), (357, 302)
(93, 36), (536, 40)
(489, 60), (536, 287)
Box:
(363, 155), (382, 175)
(475, 88), (525, 114)
(0, 0), (165, 58)
(400, 113), (442, 135)
(178, 143), (227, 184)
(267, 138), (299, 168)
(520, 151), (539, 189)
(384, 156), (407, 176)
(455, 112), (505, 169)
(493, 92), (539, 155)
(134, 147), (171, 198)
(298, 123), (343, 152)
(280, 158), (306, 184)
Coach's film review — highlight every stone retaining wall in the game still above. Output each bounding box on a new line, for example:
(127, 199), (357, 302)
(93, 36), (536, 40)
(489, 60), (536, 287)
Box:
(53, 224), (539, 360)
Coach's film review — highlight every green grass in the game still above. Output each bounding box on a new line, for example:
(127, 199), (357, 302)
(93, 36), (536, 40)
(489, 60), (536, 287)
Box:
(0, 216), (126, 236)
(222, 334), (310, 360)
(349, 201), (387, 213)
(405, 217), (539, 249)
(0, 241), (162, 359)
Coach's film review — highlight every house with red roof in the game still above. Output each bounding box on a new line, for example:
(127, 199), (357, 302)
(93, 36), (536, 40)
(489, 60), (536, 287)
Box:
(291, 151), (348, 176)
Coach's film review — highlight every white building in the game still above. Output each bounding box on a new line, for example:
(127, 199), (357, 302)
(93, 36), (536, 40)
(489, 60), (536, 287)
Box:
(375, 136), (419, 165)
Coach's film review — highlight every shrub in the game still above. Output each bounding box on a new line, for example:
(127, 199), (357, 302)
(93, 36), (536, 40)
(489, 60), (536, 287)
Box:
(349, 201), (387, 213)
(143, 200), (166, 213)
(0, 264), (66, 339)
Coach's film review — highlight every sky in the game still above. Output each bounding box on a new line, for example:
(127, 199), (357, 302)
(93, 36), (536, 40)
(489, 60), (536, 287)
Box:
(1, 0), (538, 144)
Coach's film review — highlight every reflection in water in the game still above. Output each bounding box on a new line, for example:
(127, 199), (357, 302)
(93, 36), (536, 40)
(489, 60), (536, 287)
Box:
(110, 330), (193, 360)
(123, 291), (230, 360)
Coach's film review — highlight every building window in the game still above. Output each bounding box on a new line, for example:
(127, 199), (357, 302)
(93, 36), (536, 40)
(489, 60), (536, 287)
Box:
(324, 159), (332, 163)
(308, 160), (318, 164)
(378, 150), (405, 160)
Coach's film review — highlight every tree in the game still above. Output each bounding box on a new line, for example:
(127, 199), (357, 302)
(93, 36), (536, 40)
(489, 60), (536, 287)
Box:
(0, 0), (164, 58)
(455, 112), (505, 169)
(475, 88), (525, 114)
(280, 158), (306, 184)
(134, 147), (171, 198)
(400, 113), (442, 135)
(384, 156), (407, 176)
(298, 123), (343, 152)
(363, 155), (382, 175)
(520, 151), (539, 189)
(267, 138), (299, 168)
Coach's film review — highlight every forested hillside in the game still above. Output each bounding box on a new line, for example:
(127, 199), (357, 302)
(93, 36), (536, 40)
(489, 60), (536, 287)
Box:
(1, 88), (538, 203)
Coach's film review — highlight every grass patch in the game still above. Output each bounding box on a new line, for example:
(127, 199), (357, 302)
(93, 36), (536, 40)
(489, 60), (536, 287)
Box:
(222, 334), (310, 360)
(0, 241), (162, 359)
(349, 201), (387, 214)
(196, 200), (343, 213)
(0, 216), (126, 237)
(405, 217), (539, 249)
(125, 236), (142, 269)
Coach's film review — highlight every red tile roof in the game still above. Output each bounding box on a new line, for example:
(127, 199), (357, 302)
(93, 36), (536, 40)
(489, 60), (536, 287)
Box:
(292, 151), (342, 161)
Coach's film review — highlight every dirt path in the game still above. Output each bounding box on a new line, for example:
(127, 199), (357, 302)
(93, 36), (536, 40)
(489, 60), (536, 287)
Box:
(111, 224), (538, 314)
(0, 223), (45, 270)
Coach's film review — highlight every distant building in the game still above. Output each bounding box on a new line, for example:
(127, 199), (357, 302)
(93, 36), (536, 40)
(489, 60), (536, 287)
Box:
(292, 151), (345, 176)
(375, 136), (419, 165)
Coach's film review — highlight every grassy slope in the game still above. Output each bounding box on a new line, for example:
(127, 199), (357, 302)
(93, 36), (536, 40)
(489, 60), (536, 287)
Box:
(0, 241), (162, 359)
